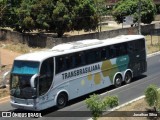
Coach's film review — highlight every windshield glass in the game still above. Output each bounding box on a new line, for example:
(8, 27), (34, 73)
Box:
(10, 61), (39, 99)
(12, 60), (39, 74)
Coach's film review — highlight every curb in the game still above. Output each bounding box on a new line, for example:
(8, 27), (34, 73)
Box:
(147, 51), (160, 58)
(109, 96), (145, 111)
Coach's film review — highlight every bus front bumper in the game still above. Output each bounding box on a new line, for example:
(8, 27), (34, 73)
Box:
(10, 98), (39, 111)
(11, 102), (36, 110)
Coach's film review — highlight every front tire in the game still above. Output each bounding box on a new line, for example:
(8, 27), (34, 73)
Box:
(114, 74), (122, 88)
(56, 93), (68, 109)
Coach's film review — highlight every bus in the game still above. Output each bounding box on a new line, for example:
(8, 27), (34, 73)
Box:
(8, 35), (147, 111)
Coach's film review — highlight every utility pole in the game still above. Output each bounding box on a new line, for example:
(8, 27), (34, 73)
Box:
(138, 0), (141, 34)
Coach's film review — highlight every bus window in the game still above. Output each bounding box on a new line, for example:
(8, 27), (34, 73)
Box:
(95, 49), (101, 62)
(74, 52), (86, 67)
(127, 41), (136, 53)
(109, 45), (116, 58)
(135, 39), (145, 52)
(115, 43), (127, 56)
(101, 47), (109, 60)
(56, 56), (66, 73)
(120, 43), (127, 55)
(39, 57), (54, 96)
(86, 49), (100, 64)
(127, 39), (145, 53)
(65, 55), (74, 70)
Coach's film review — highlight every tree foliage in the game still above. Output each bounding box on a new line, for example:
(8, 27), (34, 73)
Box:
(105, 95), (119, 108)
(85, 94), (119, 120)
(74, 0), (98, 32)
(156, 4), (160, 14)
(145, 84), (159, 110)
(94, 0), (109, 16)
(112, 0), (156, 24)
(0, 0), (98, 37)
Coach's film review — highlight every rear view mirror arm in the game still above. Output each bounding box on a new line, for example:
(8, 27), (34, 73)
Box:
(30, 74), (39, 88)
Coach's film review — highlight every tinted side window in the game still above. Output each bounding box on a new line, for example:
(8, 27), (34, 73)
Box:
(135, 39), (145, 51)
(127, 41), (136, 53)
(127, 39), (145, 53)
(56, 52), (86, 74)
(109, 45), (117, 58)
(65, 55), (74, 70)
(56, 56), (66, 74)
(86, 49), (101, 64)
(74, 52), (86, 67)
(115, 43), (127, 56)
(39, 57), (54, 96)
(56, 54), (74, 73)
(101, 47), (109, 60)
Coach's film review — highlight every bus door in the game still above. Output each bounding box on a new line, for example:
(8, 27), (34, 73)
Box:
(38, 57), (54, 96)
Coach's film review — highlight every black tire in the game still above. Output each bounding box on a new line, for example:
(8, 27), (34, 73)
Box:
(114, 74), (122, 88)
(56, 93), (68, 109)
(124, 71), (132, 84)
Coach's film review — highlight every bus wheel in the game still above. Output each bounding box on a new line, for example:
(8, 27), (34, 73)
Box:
(114, 74), (122, 88)
(124, 71), (132, 84)
(57, 93), (68, 109)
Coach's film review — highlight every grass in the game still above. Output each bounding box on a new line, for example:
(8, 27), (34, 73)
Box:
(145, 35), (160, 54)
(0, 41), (48, 54)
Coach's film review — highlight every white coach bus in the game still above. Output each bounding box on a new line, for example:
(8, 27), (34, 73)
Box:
(9, 35), (147, 111)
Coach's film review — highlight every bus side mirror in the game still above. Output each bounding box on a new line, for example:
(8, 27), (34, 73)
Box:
(0, 71), (10, 89)
(30, 74), (39, 88)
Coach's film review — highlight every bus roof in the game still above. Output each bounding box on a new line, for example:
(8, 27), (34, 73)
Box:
(15, 35), (144, 62)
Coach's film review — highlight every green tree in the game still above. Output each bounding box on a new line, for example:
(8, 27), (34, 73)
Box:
(145, 84), (159, 111)
(74, 0), (98, 32)
(0, 0), (22, 30)
(112, 0), (156, 24)
(1, 0), (98, 37)
(85, 94), (118, 120)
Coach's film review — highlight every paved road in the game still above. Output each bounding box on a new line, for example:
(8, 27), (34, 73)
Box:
(0, 54), (160, 120)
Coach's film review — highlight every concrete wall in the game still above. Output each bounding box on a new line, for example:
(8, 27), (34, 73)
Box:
(0, 23), (157, 48)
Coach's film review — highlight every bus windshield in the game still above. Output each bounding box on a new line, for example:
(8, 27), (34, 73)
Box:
(10, 61), (40, 99)
(12, 61), (39, 75)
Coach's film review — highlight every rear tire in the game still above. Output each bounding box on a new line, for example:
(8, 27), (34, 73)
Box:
(56, 93), (68, 109)
(124, 71), (132, 84)
(114, 74), (122, 88)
